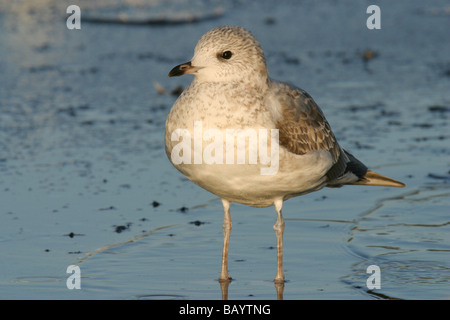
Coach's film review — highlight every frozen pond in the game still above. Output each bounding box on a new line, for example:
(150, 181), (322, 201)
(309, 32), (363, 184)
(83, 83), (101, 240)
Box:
(0, 0), (449, 300)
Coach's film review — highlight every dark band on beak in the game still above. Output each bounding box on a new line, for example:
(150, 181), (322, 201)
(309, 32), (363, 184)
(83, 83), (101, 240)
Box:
(168, 61), (192, 77)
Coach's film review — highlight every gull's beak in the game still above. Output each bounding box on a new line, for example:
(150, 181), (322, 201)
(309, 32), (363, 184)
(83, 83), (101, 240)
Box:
(168, 61), (200, 77)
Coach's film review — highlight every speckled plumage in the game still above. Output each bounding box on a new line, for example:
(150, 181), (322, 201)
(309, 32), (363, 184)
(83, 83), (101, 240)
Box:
(165, 26), (404, 283)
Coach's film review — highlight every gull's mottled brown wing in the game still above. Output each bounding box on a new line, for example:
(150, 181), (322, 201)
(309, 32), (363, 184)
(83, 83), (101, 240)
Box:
(271, 81), (348, 181)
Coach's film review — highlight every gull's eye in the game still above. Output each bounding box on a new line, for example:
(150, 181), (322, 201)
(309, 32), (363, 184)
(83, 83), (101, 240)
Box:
(220, 51), (233, 60)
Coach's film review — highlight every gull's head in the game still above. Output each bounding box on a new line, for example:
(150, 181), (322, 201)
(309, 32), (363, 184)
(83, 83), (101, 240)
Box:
(168, 26), (268, 85)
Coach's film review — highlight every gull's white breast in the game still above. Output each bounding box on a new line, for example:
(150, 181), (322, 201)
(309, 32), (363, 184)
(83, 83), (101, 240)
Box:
(165, 80), (333, 207)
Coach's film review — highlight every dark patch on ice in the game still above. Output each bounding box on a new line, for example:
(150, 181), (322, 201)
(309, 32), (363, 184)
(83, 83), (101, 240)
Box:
(114, 223), (132, 233)
(189, 220), (207, 226)
(151, 201), (161, 208)
(428, 105), (450, 113)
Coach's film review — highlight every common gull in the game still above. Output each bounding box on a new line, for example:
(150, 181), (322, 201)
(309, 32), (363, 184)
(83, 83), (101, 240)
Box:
(165, 26), (405, 283)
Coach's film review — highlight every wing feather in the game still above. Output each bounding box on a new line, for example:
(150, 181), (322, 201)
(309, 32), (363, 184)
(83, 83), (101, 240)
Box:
(269, 80), (404, 188)
(270, 81), (347, 181)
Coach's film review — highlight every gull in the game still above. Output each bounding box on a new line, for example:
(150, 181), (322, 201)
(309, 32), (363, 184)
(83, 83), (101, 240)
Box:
(165, 26), (405, 283)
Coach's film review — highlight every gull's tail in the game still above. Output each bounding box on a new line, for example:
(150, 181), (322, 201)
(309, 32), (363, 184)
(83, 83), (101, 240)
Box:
(350, 170), (405, 188)
(330, 150), (406, 188)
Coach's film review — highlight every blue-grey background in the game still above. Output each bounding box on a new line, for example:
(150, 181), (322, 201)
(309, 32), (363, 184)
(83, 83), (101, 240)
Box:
(0, 0), (449, 299)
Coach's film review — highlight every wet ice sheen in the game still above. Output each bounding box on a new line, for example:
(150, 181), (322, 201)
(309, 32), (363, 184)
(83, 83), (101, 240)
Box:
(0, 0), (449, 299)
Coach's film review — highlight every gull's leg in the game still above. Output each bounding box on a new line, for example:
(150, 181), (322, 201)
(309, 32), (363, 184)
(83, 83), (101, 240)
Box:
(219, 278), (231, 300)
(219, 199), (232, 282)
(273, 199), (285, 283)
(274, 281), (285, 300)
